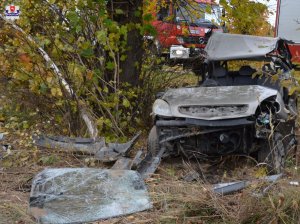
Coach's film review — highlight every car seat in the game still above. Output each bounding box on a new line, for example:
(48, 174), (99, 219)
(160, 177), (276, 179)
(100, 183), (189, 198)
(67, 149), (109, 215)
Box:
(211, 66), (230, 86)
(234, 66), (257, 85)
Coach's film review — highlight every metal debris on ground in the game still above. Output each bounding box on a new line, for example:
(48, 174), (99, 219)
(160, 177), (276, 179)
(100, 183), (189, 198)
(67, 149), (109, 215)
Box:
(137, 147), (165, 179)
(34, 131), (165, 179)
(95, 131), (141, 162)
(213, 181), (248, 195)
(29, 168), (152, 224)
(33, 131), (141, 162)
(213, 174), (283, 195)
(111, 150), (143, 170)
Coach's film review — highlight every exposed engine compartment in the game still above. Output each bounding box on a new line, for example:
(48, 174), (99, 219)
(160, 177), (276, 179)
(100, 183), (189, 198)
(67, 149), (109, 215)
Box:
(158, 125), (255, 158)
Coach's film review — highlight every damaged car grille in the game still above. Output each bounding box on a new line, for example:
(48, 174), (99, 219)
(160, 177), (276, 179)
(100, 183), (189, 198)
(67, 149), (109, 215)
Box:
(178, 105), (249, 118)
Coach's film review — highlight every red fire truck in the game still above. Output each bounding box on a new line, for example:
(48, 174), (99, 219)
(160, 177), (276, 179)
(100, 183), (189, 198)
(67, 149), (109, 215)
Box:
(148, 0), (223, 70)
(275, 0), (300, 63)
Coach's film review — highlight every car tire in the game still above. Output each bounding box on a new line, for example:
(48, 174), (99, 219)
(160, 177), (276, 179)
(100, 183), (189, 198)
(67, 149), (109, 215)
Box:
(192, 63), (203, 76)
(147, 126), (160, 156)
(258, 132), (286, 174)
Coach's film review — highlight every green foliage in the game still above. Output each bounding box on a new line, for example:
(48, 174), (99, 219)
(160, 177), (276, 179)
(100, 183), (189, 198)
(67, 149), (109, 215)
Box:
(39, 155), (59, 165)
(220, 0), (273, 36)
(0, 0), (150, 139)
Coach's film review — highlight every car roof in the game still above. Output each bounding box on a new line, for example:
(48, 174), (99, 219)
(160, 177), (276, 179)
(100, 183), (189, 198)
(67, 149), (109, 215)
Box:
(205, 32), (283, 61)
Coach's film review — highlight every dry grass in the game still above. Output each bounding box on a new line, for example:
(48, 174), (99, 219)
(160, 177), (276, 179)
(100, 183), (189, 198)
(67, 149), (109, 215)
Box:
(92, 155), (300, 224)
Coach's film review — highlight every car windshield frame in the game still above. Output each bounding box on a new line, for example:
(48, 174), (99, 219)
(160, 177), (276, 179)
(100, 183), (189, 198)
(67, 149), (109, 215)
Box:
(176, 3), (221, 26)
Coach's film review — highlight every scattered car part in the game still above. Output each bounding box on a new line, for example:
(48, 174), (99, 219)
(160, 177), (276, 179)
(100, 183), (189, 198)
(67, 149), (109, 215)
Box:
(34, 130), (162, 178)
(213, 174), (283, 195)
(263, 173), (283, 182)
(94, 131), (141, 162)
(137, 147), (166, 179)
(33, 131), (141, 162)
(33, 135), (105, 154)
(213, 181), (248, 195)
(147, 126), (159, 156)
(289, 181), (299, 186)
(131, 150), (144, 169)
(111, 150), (144, 170)
(28, 168), (152, 224)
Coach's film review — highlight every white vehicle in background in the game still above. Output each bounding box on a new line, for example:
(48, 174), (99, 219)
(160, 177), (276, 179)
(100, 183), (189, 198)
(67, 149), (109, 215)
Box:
(275, 0), (300, 63)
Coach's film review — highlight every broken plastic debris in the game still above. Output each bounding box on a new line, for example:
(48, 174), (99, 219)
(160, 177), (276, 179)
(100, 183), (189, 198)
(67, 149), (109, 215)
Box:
(33, 135), (105, 154)
(33, 131), (141, 162)
(29, 168), (152, 224)
(94, 132), (141, 162)
(213, 174), (283, 195)
(213, 181), (248, 195)
(289, 181), (299, 186)
(137, 147), (165, 179)
(261, 173), (282, 182)
(111, 150), (144, 170)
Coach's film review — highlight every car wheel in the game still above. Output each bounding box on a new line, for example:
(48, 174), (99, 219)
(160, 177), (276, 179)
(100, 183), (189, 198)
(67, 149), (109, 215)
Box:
(192, 63), (203, 76)
(258, 132), (286, 174)
(147, 126), (160, 156)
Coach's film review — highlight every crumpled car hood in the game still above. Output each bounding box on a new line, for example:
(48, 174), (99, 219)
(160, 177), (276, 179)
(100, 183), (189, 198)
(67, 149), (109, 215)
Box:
(161, 85), (280, 120)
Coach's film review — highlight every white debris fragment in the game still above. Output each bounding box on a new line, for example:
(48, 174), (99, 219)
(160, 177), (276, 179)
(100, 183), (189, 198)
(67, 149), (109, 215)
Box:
(289, 181), (299, 186)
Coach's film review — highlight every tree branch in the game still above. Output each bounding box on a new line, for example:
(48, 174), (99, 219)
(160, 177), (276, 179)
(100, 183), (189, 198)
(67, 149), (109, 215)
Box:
(0, 15), (98, 139)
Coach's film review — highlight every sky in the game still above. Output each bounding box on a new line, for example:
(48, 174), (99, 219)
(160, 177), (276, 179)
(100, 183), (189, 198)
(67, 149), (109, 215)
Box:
(256, 0), (278, 25)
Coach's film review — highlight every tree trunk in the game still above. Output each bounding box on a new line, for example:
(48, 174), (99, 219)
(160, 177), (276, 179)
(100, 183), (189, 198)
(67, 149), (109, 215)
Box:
(109, 0), (144, 86)
(120, 28), (144, 86)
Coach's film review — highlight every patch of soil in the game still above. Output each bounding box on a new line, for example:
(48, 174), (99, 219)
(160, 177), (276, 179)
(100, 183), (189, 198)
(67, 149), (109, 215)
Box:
(0, 190), (33, 224)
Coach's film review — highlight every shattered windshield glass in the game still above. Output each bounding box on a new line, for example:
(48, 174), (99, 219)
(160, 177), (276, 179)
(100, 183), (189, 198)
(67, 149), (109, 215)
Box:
(29, 168), (152, 224)
(176, 3), (221, 25)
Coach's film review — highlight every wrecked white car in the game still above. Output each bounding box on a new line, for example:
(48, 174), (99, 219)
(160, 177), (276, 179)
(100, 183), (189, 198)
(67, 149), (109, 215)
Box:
(148, 33), (298, 173)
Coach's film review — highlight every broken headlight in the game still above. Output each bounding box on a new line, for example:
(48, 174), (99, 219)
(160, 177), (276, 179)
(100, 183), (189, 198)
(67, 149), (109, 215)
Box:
(256, 97), (280, 125)
(153, 99), (172, 117)
(259, 98), (280, 114)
